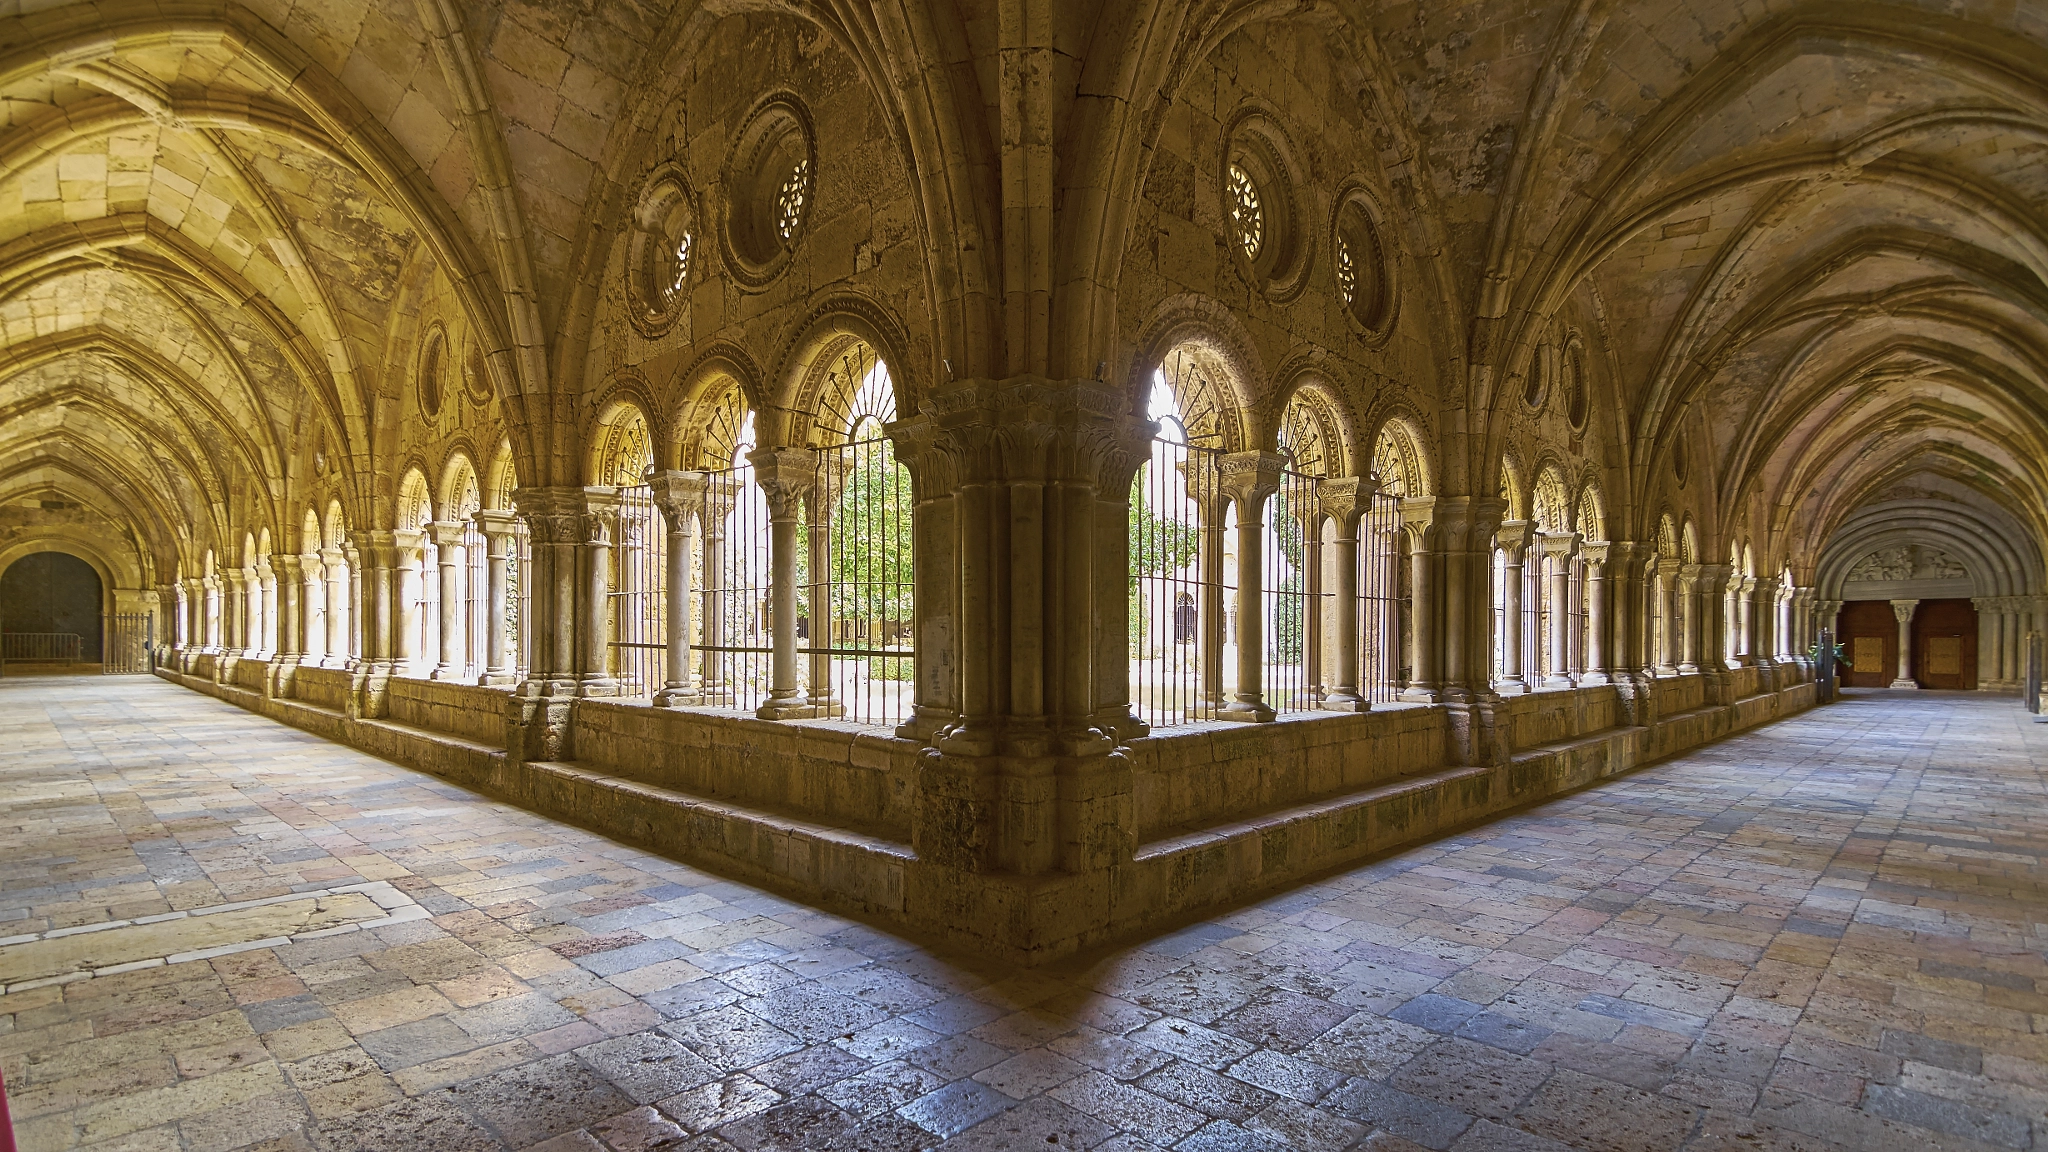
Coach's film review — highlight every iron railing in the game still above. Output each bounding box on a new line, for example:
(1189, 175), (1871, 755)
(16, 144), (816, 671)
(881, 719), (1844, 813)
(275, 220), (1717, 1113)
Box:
(697, 458), (772, 711)
(2, 633), (83, 663)
(1130, 440), (1222, 728)
(804, 436), (915, 726)
(609, 484), (668, 696)
(105, 614), (152, 674)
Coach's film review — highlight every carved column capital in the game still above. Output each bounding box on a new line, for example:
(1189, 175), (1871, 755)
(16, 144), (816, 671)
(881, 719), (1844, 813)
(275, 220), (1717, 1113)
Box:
(748, 447), (815, 521)
(1218, 451), (1286, 507)
(425, 521), (468, 550)
(1890, 598), (1920, 624)
(1495, 519), (1534, 556)
(474, 508), (520, 545)
(647, 470), (709, 532)
(1316, 476), (1378, 530)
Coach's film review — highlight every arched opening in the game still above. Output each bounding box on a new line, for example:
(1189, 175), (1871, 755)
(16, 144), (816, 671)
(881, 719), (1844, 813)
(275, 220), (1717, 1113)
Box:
(1130, 345), (1231, 727)
(2, 551), (105, 670)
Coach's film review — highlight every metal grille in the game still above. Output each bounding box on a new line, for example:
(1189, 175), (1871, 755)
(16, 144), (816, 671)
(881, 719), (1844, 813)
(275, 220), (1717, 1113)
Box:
(698, 460), (771, 711)
(1130, 439), (1219, 728)
(506, 523), (530, 677)
(464, 523), (488, 680)
(610, 485), (668, 697)
(1265, 468), (1321, 714)
(805, 436), (915, 726)
(1360, 490), (1406, 703)
(412, 539), (438, 677)
(1491, 547), (1544, 691)
(105, 614), (152, 673)
(2, 632), (83, 663)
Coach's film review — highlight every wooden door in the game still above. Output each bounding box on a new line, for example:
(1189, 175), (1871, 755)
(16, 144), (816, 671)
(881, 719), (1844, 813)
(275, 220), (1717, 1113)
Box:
(1836, 600), (1897, 687)
(1914, 598), (1978, 689)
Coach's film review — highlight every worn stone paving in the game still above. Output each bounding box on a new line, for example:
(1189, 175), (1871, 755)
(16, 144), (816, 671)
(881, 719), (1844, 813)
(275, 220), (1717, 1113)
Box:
(4, 677), (2048, 1152)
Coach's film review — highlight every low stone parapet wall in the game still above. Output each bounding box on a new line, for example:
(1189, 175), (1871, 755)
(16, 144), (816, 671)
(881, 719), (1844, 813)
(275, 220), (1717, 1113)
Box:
(161, 647), (1821, 964)
(1128, 703), (1441, 842)
(574, 700), (920, 840)
(388, 677), (509, 747)
(1500, 684), (1619, 752)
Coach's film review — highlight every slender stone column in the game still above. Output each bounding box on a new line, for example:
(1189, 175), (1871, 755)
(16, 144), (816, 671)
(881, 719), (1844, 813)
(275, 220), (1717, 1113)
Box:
(1677, 564), (1702, 673)
(1396, 499), (1442, 703)
(392, 530), (427, 677)
(321, 547), (350, 668)
(1540, 534), (1577, 688)
(1319, 478), (1374, 710)
(1219, 452), (1284, 722)
(300, 552), (326, 666)
(649, 472), (708, 706)
(579, 490), (621, 697)
(2002, 601), (2020, 685)
(1579, 543), (1611, 685)
(426, 523), (468, 680)
(1494, 521), (1533, 695)
(751, 449), (813, 719)
(1889, 598), (1920, 688)
(475, 510), (520, 685)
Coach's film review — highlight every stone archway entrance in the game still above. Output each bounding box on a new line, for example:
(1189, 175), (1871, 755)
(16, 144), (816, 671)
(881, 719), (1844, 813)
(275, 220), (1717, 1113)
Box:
(1, 551), (105, 671)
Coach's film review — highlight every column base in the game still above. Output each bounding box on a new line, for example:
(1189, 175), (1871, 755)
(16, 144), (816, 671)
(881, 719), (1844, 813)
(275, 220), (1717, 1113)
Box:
(1398, 687), (1441, 704)
(1541, 675), (1573, 690)
(1217, 699), (1276, 723)
(1888, 678), (1920, 689)
(1578, 671), (1613, 686)
(756, 691), (815, 720)
(1492, 679), (1528, 697)
(652, 684), (699, 707)
(577, 676), (621, 698)
(481, 671), (522, 687)
(431, 665), (465, 681)
(1319, 691), (1369, 712)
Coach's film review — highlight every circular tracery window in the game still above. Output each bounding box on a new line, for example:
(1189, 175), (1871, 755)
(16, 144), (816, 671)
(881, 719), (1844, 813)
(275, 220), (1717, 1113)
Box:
(627, 166), (699, 336)
(776, 158), (810, 244)
(1333, 196), (1391, 334)
(722, 95), (816, 288)
(1221, 114), (1309, 300)
(1227, 164), (1264, 261)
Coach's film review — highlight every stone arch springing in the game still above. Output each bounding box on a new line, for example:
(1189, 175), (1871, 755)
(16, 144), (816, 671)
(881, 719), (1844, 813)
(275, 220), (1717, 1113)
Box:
(1371, 418), (1430, 499)
(1274, 380), (1350, 479)
(591, 398), (656, 488)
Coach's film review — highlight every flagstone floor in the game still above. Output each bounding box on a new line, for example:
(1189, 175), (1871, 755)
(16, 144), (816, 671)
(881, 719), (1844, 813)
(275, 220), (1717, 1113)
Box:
(3, 675), (2046, 1152)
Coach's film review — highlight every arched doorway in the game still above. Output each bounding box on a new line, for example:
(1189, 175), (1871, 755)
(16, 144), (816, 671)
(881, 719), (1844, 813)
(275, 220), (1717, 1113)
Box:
(1, 551), (105, 668)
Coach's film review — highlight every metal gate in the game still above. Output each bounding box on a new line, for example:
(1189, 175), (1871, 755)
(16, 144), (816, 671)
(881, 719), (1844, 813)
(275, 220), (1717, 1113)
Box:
(104, 614), (152, 673)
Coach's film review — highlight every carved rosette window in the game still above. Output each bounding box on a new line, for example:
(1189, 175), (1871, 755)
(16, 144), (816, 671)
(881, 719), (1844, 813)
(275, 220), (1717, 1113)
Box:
(723, 95), (816, 289)
(1227, 164), (1263, 261)
(776, 158), (811, 244)
(1333, 195), (1392, 335)
(627, 165), (699, 337)
(1221, 113), (1309, 300)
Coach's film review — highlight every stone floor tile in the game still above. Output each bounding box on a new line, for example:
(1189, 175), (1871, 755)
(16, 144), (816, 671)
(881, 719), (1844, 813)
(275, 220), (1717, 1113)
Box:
(12, 681), (2048, 1151)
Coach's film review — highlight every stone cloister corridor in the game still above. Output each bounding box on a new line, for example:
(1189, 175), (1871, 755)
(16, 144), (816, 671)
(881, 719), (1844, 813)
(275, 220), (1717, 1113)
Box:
(3, 675), (2044, 1152)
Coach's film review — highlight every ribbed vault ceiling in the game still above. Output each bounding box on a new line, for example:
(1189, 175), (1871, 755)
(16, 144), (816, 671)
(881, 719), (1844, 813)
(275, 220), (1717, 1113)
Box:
(0, 0), (2041, 593)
